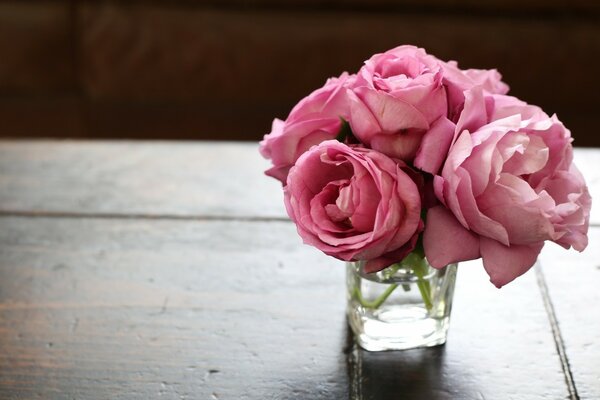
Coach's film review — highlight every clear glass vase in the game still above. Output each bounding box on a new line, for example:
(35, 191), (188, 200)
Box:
(346, 256), (458, 351)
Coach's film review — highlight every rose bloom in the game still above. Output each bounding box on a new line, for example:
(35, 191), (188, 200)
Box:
(284, 140), (422, 272)
(424, 95), (591, 287)
(259, 73), (354, 184)
(347, 45), (449, 161)
(346, 45), (509, 173)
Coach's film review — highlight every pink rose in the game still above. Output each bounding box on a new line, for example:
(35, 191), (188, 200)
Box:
(413, 86), (517, 176)
(347, 45), (450, 161)
(259, 73), (354, 184)
(424, 98), (591, 287)
(441, 60), (510, 121)
(284, 140), (422, 272)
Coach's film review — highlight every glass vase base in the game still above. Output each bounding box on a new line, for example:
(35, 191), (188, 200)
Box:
(346, 259), (457, 352)
(349, 305), (450, 351)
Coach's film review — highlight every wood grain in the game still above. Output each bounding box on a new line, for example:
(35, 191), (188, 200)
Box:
(0, 217), (572, 399)
(0, 140), (286, 219)
(0, 141), (597, 224)
(538, 229), (600, 399)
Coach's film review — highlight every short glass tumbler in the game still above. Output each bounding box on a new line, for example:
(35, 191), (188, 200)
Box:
(346, 260), (458, 351)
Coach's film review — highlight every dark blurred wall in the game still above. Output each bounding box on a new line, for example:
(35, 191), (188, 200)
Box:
(0, 0), (599, 146)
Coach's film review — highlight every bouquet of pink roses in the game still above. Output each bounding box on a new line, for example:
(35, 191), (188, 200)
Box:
(259, 45), (591, 289)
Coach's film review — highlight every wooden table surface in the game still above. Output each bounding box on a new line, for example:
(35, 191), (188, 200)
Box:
(0, 140), (598, 400)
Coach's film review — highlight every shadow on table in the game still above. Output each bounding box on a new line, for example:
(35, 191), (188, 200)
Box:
(344, 323), (464, 400)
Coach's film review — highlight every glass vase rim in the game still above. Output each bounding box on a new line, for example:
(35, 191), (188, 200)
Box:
(347, 260), (458, 284)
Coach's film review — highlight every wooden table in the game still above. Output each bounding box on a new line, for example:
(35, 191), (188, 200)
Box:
(0, 140), (598, 400)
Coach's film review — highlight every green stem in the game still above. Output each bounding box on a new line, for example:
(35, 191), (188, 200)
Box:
(353, 283), (399, 309)
(413, 259), (433, 311)
(351, 254), (434, 311)
(401, 252), (433, 311)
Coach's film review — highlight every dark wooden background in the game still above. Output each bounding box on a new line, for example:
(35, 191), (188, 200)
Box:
(0, 1), (599, 145)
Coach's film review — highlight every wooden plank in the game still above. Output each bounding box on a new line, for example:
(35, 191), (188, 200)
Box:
(538, 227), (600, 399)
(0, 140), (286, 219)
(0, 217), (570, 399)
(0, 141), (597, 224)
(0, 218), (346, 399)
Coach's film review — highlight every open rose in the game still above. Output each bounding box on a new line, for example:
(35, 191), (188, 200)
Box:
(424, 100), (591, 287)
(347, 45), (450, 161)
(259, 73), (354, 184)
(284, 140), (422, 272)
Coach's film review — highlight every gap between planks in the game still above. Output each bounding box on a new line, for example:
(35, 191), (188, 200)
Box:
(534, 263), (580, 400)
(0, 210), (290, 223)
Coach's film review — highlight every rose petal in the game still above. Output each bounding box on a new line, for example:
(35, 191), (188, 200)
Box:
(364, 231), (420, 273)
(369, 130), (426, 161)
(480, 238), (543, 288)
(455, 86), (488, 135)
(359, 89), (429, 133)
(414, 116), (456, 174)
(423, 206), (481, 268)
